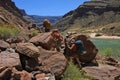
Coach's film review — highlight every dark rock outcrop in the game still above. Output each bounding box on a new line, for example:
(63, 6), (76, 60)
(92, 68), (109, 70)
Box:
(0, 67), (12, 80)
(54, 0), (120, 34)
(20, 9), (27, 16)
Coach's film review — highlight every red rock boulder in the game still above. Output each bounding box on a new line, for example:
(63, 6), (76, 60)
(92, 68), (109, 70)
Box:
(38, 46), (67, 77)
(0, 51), (21, 70)
(29, 31), (63, 51)
(0, 40), (10, 51)
(65, 34), (98, 63)
(16, 43), (40, 58)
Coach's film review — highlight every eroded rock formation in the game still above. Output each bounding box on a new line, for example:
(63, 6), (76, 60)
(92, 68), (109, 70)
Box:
(54, 0), (120, 34)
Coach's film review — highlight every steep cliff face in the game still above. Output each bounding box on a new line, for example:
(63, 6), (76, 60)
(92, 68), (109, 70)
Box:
(0, 0), (30, 31)
(54, 0), (120, 34)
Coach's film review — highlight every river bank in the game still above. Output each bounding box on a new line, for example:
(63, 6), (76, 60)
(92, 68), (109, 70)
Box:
(89, 33), (120, 39)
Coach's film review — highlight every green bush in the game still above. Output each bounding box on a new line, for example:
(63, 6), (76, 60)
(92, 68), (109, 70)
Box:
(31, 30), (38, 37)
(95, 33), (102, 37)
(91, 39), (120, 58)
(102, 48), (113, 57)
(0, 25), (20, 39)
(62, 62), (92, 80)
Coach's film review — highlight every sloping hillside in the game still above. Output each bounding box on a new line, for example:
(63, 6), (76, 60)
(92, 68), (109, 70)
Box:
(0, 0), (30, 31)
(54, 0), (120, 35)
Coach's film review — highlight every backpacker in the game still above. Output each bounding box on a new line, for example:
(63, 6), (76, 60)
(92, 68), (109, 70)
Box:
(51, 29), (63, 41)
(74, 40), (85, 54)
(43, 19), (51, 29)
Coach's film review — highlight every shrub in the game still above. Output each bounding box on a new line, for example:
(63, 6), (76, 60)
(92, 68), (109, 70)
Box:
(0, 25), (20, 39)
(91, 39), (120, 58)
(62, 62), (92, 80)
(95, 33), (102, 37)
(30, 29), (39, 37)
(117, 34), (120, 36)
(102, 48), (113, 57)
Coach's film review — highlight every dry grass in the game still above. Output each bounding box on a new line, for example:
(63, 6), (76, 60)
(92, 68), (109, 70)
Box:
(0, 25), (20, 39)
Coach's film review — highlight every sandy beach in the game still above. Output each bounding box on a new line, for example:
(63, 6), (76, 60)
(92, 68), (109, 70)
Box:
(89, 33), (120, 39)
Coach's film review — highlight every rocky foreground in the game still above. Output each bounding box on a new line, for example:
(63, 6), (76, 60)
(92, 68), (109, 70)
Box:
(0, 33), (120, 80)
(0, 38), (67, 80)
(0, 0), (120, 79)
(83, 56), (120, 80)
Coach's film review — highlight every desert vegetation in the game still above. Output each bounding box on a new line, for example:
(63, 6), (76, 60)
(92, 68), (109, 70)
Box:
(91, 39), (120, 58)
(0, 25), (20, 39)
(62, 62), (92, 80)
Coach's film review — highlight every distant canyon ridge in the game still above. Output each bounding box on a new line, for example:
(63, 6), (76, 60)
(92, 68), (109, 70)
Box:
(0, 0), (62, 32)
(0, 0), (120, 36)
(53, 0), (120, 36)
(20, 9), (62, 26)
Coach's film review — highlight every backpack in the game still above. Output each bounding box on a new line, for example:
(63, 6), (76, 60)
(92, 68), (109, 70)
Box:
(74, 40), (85, 54)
